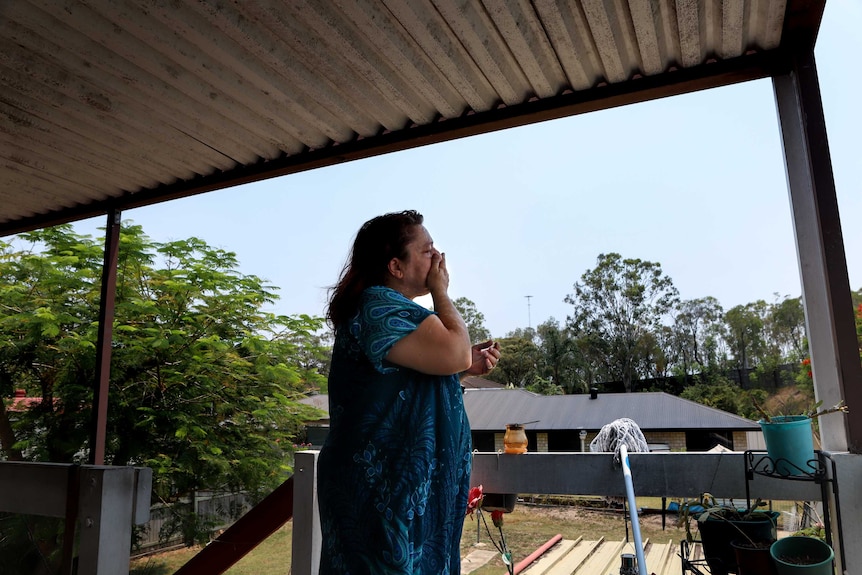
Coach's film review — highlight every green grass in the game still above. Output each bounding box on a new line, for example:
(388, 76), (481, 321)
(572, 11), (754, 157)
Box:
(129, 524), (293, 575)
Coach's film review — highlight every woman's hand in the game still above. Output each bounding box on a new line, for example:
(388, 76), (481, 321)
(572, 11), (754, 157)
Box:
(425, 250), (449, 295)
(464, 340), (501, 376)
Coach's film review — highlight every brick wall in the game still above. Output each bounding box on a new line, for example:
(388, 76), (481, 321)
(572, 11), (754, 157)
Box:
(537, 432), (548, 452)
(732, 431), (748, 451)
(642, 431), (687, 451)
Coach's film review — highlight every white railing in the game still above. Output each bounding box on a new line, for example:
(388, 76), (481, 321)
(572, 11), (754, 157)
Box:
(0, 462), (152, 574)
(292, 450), (859, 575)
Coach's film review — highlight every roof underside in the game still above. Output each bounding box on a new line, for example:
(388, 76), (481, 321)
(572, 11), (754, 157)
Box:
(0, 0), (824, 235)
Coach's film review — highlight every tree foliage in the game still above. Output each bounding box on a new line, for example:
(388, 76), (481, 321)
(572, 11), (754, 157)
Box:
(453, 297), (491, 343)
(565, 253), (679, 392)
(486, 336), (539, 388)
(0, 224), (328, 544)
(534, 319), (584, 394)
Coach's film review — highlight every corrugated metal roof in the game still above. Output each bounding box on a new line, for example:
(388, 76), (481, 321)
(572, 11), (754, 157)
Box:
(0, 0), (825, 235)
(463, 388), (759, 432)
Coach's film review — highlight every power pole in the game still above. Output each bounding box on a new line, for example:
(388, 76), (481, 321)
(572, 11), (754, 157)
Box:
(525, 295), (533, 330)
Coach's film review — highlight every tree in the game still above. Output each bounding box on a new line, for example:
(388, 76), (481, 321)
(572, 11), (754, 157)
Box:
(0, 224), (328, 545)
(679, 380), (742, 415)
(671, 297), (726, 375)
(724, 302), (769, 371)
(525, 375), (563, 395)
(486, 336), (539, 388)
(565, 253), (679, 392)
(765, 295), (807, 360)
(453, 297), (491, 343)
(534, 318), (584, 393)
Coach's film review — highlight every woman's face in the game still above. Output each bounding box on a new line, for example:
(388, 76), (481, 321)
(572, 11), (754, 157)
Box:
(394, 225), (438, 298)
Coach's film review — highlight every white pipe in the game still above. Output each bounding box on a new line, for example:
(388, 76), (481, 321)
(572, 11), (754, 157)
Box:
(619, 444), (647, 575)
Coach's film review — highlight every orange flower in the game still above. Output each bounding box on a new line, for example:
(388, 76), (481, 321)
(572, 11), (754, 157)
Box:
(801, 358), (811, 366)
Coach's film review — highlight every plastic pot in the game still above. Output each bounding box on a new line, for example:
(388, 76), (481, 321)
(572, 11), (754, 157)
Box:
(771, 536), (834, 574)
(759, 416), (816, 476)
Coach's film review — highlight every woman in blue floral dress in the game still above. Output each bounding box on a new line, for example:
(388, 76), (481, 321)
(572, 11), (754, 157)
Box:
(318, 211), (500, 575)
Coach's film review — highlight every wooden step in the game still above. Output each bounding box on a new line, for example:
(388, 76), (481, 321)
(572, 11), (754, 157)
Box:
(572, 539), (625, 574)
(518, 538), (703, 575)
(520, 539), (577, 575)
(542, 538), (603, 575)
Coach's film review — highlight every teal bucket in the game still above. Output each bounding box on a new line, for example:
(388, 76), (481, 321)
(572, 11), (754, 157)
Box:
(771, 536), (834, 575)
(759, 416), (815, 476)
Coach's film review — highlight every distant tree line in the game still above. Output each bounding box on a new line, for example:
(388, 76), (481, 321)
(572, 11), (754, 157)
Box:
(456, 253), (862, 417)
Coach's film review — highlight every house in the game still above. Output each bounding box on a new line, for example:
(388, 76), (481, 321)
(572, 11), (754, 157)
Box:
(5, 389), (43, 412)
(297, 393), (330, 448)
(461, 376), (506, 390)
(298, 387), (759, 454)
(464, 388), (760, 453)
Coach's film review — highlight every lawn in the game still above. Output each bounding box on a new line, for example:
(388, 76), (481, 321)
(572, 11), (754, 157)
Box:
(130, 497), (689, 574)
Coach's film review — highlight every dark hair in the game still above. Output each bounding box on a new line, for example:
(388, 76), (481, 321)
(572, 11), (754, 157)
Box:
(327, 210), (424, 327)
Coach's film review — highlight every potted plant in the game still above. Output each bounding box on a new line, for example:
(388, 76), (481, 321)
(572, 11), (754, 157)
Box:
(768, 508), (834, 575)
(731, 538), (778, 575)
(678, 493), (779, 575)
(771, 536), (834, 574)
(754, 400), (848, 476)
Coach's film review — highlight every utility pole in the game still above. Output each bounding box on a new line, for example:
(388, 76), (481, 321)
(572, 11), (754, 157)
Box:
(525, 295), (533, 330)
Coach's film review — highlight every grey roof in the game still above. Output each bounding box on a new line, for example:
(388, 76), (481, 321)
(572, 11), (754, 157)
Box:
(0, 1), (825, 235)
(461, 376), (505, 390)
(463, 388), (759, 432)
(298, 394), (329, 413)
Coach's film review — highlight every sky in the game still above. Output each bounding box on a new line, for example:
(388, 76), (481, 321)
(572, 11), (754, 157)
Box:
(72, 2), (860, 339)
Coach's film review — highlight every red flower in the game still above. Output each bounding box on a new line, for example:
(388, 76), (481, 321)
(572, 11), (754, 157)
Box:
(491, 509), (505, 528)
(801, 358), (811, 366)
(466, 485), (484, 517)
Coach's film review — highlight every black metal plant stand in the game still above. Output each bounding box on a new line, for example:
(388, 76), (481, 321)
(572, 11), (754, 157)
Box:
(743, 449), (846, 569)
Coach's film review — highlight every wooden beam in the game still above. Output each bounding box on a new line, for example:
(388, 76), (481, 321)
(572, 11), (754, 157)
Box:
(773, 51), (862, 453)
(88, 209), (121, 465)
(173, 477), (295, 575)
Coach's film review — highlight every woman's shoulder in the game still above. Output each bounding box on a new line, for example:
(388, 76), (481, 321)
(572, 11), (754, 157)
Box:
(353, 286), (433, 328)
(360, 286), (419, 309)
(362, 285), (405, 299)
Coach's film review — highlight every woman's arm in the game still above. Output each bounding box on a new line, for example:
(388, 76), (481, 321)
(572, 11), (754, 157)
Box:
(386, 252), (471, 375)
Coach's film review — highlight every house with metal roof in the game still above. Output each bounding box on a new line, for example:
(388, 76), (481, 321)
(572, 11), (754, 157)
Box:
(464, 388), (760, 453)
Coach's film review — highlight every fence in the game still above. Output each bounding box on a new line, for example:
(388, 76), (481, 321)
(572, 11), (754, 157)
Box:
(134, 491), (253, 556)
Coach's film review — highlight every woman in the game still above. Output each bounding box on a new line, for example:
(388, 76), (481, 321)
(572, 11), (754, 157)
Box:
(318, 210), (500, 575)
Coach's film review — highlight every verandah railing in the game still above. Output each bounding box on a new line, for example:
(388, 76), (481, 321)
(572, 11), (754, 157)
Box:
(290, 450), (831, 575)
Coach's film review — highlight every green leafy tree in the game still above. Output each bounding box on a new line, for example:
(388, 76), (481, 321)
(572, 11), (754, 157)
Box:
(0, 224), (328, 545)
(724, 301), (773, 389)
(534, 318), (584, 394)
(671, 297), (727, 376)
(679, 379), (742, 415)
(525, 375), (564, 395)
(487, 335), (539, 388)
(453, 297), (491, 343)
(765, 295), (807, 360)
(565, 253), (679, 392)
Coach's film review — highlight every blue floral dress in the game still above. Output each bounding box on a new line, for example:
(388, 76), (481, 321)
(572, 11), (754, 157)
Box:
(317, 286), (472, 575)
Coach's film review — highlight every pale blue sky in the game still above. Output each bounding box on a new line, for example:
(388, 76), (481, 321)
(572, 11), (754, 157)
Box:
(73, 2), (860, 338)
